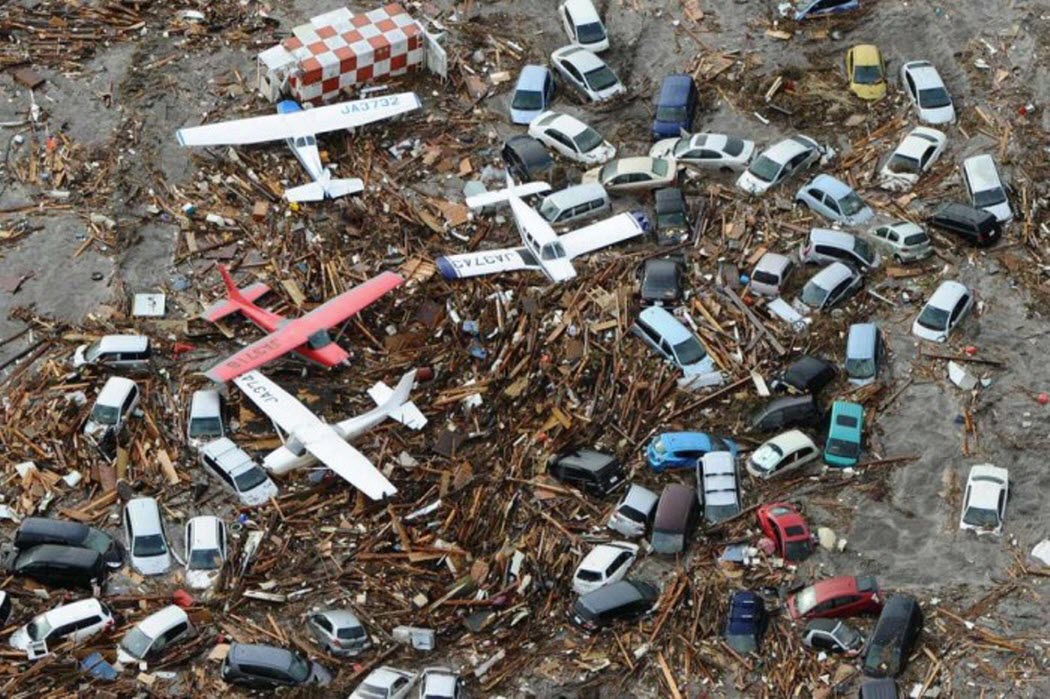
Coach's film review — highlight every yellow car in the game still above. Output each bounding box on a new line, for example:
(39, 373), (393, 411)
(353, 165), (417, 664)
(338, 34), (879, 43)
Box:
(846, 44), (887, 100)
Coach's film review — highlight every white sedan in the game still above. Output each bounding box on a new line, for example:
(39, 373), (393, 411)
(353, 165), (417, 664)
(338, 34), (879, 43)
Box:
(879, 127), (947, 191)
(960, 464), (1008, 534)
(650, 133), (755, 172)
(912, 280), (973, 342)
(900, 60), (956, 125)
(550, 45), (624, 102)
(582, 156), (676, 192)
(572, 542), (638, 594)
(528, 111), (615, 165)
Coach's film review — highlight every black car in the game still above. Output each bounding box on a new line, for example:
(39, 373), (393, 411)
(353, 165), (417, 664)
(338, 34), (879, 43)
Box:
(751, 395), (822, 432)
(654, 187), (690, 245)
(15, 517), (124, 569)
(724, 590), (768, 653)
(773, 355), (837, 395)
(862, 595), (924, 678)
(571, 579), (659, 632)
(502, 135), (554, 183)
(859, 678), (900, 699)
(548, 449), (624, 497)
(638, 257), (684, 306)
(927, 202), (1001, 247)
(6, 544), (107, 589)
(220, 643), (331, 689)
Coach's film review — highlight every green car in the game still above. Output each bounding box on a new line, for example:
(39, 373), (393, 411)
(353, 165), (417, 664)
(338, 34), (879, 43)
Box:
(824, 401), (863, 467)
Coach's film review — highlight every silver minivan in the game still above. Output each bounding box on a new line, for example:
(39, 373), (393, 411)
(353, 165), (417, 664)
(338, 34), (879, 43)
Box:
(73, 334), (151, 370)
(845, 323), (882, 386)
(749, 252), (795, 297)
(538, 183), (611, 227)
(799, 228), (880, 271)
(187, 389), (224, 448)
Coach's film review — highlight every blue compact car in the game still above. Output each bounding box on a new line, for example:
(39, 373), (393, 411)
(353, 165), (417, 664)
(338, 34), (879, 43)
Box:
(646, 431), (738, 472)
(651, 74), (697, 140)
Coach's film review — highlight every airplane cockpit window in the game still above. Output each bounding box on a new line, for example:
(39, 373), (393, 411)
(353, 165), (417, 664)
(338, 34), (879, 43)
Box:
(307, 329), (333, 349)
(294, 137), (307, 148)
(305, 135), (316, 146)
(541, 242), (566, 261)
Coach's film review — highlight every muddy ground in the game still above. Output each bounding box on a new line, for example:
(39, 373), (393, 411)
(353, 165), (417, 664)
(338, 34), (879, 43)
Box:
(2, 0), (1049, 697)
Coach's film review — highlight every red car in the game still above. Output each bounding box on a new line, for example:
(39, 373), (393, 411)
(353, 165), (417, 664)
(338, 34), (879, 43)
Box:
(756, 502), (813, 562)
(787, 576), (883, 620)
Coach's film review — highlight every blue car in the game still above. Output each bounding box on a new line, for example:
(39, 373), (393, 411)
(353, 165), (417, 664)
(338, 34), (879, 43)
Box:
(651, 74), (697, 140)
(790, 0), (860, 21)
(510, 65), (555, 125)
(646, 431), (738, 472)
(724, 590), (769, 654)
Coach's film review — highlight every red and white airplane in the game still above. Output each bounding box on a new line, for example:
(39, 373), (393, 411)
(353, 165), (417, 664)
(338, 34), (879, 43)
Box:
(200, 265), (403, 383)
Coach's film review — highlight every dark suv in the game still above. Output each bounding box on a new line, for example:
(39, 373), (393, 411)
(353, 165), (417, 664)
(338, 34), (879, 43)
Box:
(571, 579), (659, 632)
(502, 135), (554, 184)
(15, 517), (124, 569)
(724, 590), (769, 653)
(5, 544), (107, 589)
(548, 449), (624, 496)
(862, 595), (923, 678)
(751, 395), (822, 432)
(654, 187), (690, 245)
(928, 202), (1001, 247)
(220, 643), (331, 689)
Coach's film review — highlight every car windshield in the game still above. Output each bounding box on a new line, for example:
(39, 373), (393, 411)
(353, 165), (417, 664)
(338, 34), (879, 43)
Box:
(826, 438), (860, 458)
(189, 547), (223, 570)
(723, 137), (745, 157)
(358, 684), (389, 699)
(673, 338), (707, 365)
(887, 153), (921, 174)
(90, 404), (120, 425)
(673, 139), (695, 158)
(750, 444), (783, 472)
(973, 187), (1007, 208)
(234, 466), (269, 493)
(574, 127), (604, 153)
(800, 281), (830, 308)
(189, 417), (223, 438)
(83, 341), (104, 362)
(656, 106), (688, 123)
(577, 569), (602, 582)
(577, 22), (606, 44)
(853, 64), (883, 84)
(784, 540), (812, 560)
(917, 305), (950, 331)
(618, 504), (647, 524)
(27, 616), (53, 642)
(133, 534), (167, 557)
(287, 652), (311, 683)
(538, 198), (560, 223)
(651, 531), (684, 551)
(854, 239), (875, 266)
(903, 232), (929, 246)
(794, 587), (818, 616)
(846, 358), (876, 379)
(835, 623), (863, 648)
(839, 192), (867, 216)
(747, 155), (782, 183)
(651, 159), (670, 177)
(511, 89), (543, 111)
(963, 506), (1001, 528)
(337, 625), (366, 640)
(919, 87), (951, 108)
(658, 210), (687, 227)
(584, 65), (618, 91)
(119, 627), (155, 659)
(752, 270), (779, 286)
(708, 504), (739, 521)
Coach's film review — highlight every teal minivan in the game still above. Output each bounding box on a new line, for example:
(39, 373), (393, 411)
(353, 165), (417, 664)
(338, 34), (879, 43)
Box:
(824, 401), (863, 467)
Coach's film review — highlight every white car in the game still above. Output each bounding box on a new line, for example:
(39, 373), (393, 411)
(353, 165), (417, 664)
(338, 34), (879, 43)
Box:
(123, 497), (172, 576)
(528, 111), (615, 165)
(83, 376), (139, 440)
(607, 484), (659, 538)
(199, 438), (279, 507)
(962, 154), (1013, 223)
(550, 46), (624, 102)
(572, 542), (639, 594)
(797, 263), (863, 312)
(879, 127), (947, 191)
(559, 0), (609, 52)
(582, 156), (676, 192)
(117, 605), (194, 664)
(960, 464), (1008, 534)
(72, 334), (151, 369)
(912, 280), (973, 343)
(10, 598), (115, 660)
(350, 666), (418, 699)
(649, 133), (756, 172)
(185, 515), (227, 589)
(746, 430), (820, 479)
(900, 61), (956, 124)
(860, 221), (933, 264)
(736, 135), (825, 194)
(418, 667), (465, 699)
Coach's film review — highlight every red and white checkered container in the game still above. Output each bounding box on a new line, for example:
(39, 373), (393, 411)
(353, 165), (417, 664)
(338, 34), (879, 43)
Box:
(257, 3), (425, 105)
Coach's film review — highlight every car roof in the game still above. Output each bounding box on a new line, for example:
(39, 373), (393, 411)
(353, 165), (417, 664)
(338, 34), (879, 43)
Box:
(927, 280), (969, 309)
(579, 543), (634, 572)
(701, 453), (738, 505)
(554, 45), (604, 71)
(850, 44), (881, 64)
(555, 448), (615, 471)
(97, 376), (137, 405)
(41, 597), (105, 622)
(505, 134), (550, 161)
(543, 182), (607, 208)
(125, 497), (163, 535)
(767, 429), (816, 453)
(316, 609), (363, 628)
(933, 201), (993, 224)
(764, 135), (817, 164)
(657, 73), (693, 104)
(831, 400), (864, 423)
(962, 154), (1003, 191)
(516, 64), (549, 90)
(658, 431), (714, 451)
(847, 323), (878, 358)
(897, 127), (945, 157)
(727, 591), (762, 632)
(762, 502), (805, 527)
(423, 669), (458, 695)
(534, 110), (588, 136)
(644, 257), (680, 275)
(18, 544), (100, 567)
(136, 605), (188, 636)
(18, 517), (89, 541)
(229, 642), (293, 666)
(366, 666), (413, 686)
(563, 0), (601, 23)
(967, 464), (1008, 506)
(904, 60), (945, 89)
(881, 221), (925, 237)
(622, 483), (659, 511)
(577, 580), (652, 612)
(809, 227), (857, 248)
(810, 262), (855, 288)
(190, 389), (221, 416)
(782, 355), (836, 389)
(612, 156), (662, 175)
(188, 516), (222, 548)
(638, 306), (691, 344)
(654, 187), (685, 210)
(807, 576), (863, 599)
(808, 174), (853, 199)
(201, 438), (255, 474)
(655, 483), (694, 525)
(95, 334), (149, 352)
(754, 252), (792, 276)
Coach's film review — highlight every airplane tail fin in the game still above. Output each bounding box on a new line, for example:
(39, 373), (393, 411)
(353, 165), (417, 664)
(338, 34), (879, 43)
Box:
(200, 265), (272, 322)
(367, 369), (427, 430)
(464, 179), (552, 210)
(323, 177), (364, 198)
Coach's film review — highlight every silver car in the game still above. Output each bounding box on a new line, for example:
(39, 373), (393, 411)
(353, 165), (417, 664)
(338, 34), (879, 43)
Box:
(607, 484), (659, 537)
(860, 221), (932, 264)
(306, 609), (371, 657)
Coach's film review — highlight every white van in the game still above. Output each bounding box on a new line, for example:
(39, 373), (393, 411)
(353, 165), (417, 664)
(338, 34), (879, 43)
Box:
(750, 252), (795, 297)
(9, 598), (115, 660)
(538, 183), (611, 227)
(184, 515), (227, 589)
(123, 497), (172, 576)
(117, 605), (194, 663)
(83, 377), (139, 440)
(962, 155), (1012, 223)
(72, 335), (151, 370)
(187, 389), (225, 448)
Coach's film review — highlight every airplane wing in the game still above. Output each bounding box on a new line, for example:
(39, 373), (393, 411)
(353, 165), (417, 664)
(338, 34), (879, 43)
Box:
(206, 328), (314, 383)
(435, 248), (538, 280)
(559, 211), (650, 260)
(234, 371), (396, 500)
(296, 271), (404, 329)
(176, 92), (422, 146)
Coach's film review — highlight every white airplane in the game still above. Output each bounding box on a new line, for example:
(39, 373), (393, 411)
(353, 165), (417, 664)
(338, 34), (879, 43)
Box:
(233, 369), (426, 500)
(435, 176), (652, 283)
(176, 92), (422, 203)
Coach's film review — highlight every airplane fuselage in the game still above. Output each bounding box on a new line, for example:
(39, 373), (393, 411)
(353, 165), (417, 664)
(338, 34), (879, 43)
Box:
(235, 300), (349, 371)
(262, 400), (393, 474)
(277, 101), (328, 185)
(508, 194), (577, 282)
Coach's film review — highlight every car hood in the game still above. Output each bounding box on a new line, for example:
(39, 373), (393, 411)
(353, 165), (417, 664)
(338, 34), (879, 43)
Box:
(879, 168), (919, 192)
(983, 201), (1013, 223)
(241, 481), (278, 507)
(736, 170), (771, 195)
(308, 661), (333, 686)
(852, 81), (887, 101)
(919, 104), (956, 125)
(186, 569), (219, 589)
(72, 345), (89, 368)
(9, 626), (29, 651)
(841, 206), (876, 227)
(649, 139), (678, 159)
(132, 552), (172, 576)
(581, 142), (617, 165)
(580, 167), (601, 185)
(510, 108), (543, 125)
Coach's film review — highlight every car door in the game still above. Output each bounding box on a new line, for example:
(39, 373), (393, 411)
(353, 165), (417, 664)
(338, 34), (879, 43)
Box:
(658, 337), (676, 362)
(562, 61), (584, 90)
(810, 630), (834, 650)
(904, 70), (917, 103)
(562, 5), (577, 41)
(821, 193), (842, 220)
(948, 294), (969, 330)
(545, 72), (555, 103)
(551, 129), (578, 157)
(606, 551), (631, 582)
(634, 318), (660, 351)
(310, 614), (333, 644)
(919, 144), (935, 172)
